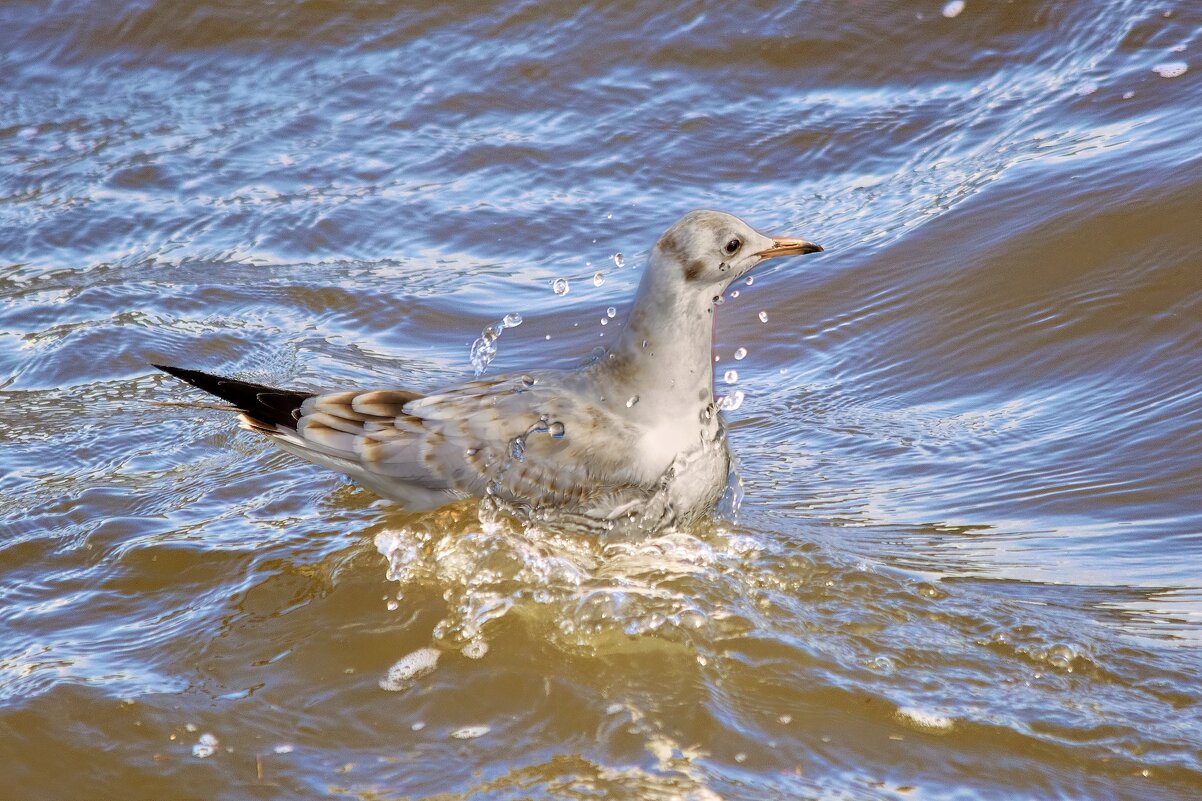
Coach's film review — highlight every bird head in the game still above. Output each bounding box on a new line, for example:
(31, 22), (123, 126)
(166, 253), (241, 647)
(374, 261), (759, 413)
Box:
(652, 210), (822, 291)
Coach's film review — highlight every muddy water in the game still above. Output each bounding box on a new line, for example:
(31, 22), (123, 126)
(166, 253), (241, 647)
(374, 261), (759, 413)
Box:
(2, 1), (1202, 798)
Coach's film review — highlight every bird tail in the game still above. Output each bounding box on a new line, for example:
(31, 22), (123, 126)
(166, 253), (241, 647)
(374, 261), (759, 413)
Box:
(152, 364), (312, 431)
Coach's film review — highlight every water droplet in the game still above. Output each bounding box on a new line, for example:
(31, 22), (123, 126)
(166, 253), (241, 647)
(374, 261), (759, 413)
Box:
(509, 437), (526, 462)
(626, 395), (639, 408)
(1046, 644), (1076, 671)
(273, 744), (295, 754)
(386, 599), (399, 611)
(600, 317), (608, 325)
(544, 334), (551, 340)
(758, 311), (768, 323)
(723, 369), (738, 384)
(734, 347), (747, 361)
(606, 306), (616, 318)
(552, 278), (569, 295)
(735, 752), (747, 763)
(717, 390), (745, 411)
(502, 312), (523, 328)
(942, 0), (965, 18)
(745, 276), (754, 285)
(593, 272), (604, 287)
(613, 252), (625, 268)
(1153, 61), (1188, 79)
(469, 337), (496, 378)
(548, 421), (566, 438)
(730, 290), (740, 298)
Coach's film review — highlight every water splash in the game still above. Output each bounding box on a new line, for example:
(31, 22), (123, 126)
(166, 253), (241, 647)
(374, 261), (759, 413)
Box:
(717, 390), (745, 412)
(723, 369), (738, 384)
(469, 312), (523, 377)
(374, 519), (769, 658)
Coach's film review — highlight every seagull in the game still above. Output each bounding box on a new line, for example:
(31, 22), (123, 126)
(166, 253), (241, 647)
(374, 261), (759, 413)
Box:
(155, 210), (822, 532)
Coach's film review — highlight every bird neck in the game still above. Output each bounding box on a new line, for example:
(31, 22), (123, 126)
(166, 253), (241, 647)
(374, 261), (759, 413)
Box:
(600, 266), (718, 414)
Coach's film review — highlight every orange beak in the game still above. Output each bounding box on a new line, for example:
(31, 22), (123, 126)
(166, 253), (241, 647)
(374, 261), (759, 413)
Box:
(757, 236), (823, 260)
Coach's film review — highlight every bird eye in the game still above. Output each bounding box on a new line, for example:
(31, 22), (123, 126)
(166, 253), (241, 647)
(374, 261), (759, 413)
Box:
(723, 238), (741, 256)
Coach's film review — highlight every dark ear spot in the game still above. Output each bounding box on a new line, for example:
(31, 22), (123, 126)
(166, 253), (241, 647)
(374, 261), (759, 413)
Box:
(684, 259), (706, 281)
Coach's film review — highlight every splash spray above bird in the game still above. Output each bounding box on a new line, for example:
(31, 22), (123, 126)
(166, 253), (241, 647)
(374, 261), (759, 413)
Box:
(156, 210), (822, 533)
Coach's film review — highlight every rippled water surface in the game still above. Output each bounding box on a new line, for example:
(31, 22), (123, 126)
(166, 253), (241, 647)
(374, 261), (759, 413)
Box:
(3, 1), (1202, 798)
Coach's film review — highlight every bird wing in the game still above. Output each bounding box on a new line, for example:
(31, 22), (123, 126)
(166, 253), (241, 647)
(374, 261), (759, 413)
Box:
(270, 372), (647, 511)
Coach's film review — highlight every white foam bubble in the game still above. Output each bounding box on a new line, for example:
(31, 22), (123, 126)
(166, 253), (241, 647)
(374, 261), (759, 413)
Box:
(895, 706), (954, 732)
(379, 647), (441, 692)
(192, 732), (219, 758)
(1153, 62), (1188, 79)
(450, 725), (490, 739)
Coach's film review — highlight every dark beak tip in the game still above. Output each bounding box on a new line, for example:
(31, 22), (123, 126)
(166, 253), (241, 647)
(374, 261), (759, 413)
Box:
(806, 243), (824, 254)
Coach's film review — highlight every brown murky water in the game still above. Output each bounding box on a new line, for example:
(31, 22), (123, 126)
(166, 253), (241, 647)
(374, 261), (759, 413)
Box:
(2, 1), (1201, 798)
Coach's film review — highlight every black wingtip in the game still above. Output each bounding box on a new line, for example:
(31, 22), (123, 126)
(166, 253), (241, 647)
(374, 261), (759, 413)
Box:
(153, 363), (189, 380)
(153, 363), (222, 388)
(154, 363), (313, 431)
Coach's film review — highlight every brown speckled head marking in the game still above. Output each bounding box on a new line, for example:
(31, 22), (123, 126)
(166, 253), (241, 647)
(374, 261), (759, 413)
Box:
(683, 259), (706, 282)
